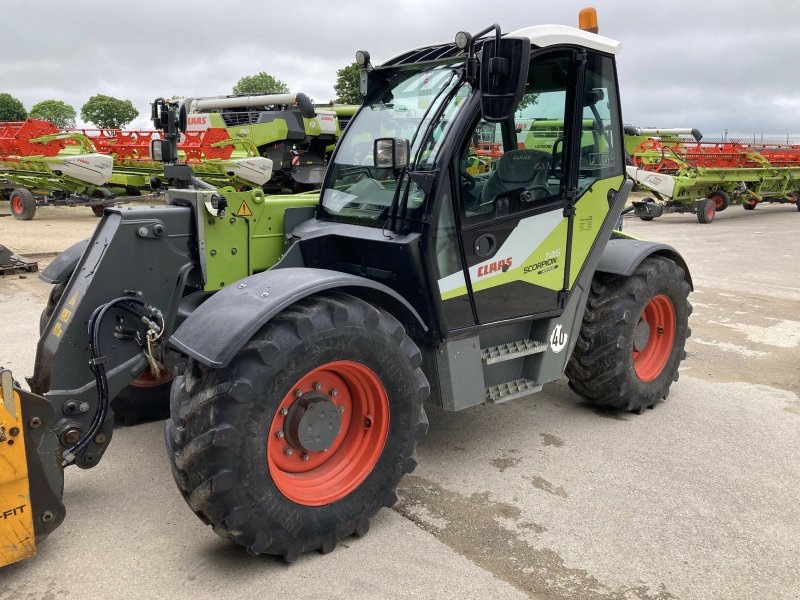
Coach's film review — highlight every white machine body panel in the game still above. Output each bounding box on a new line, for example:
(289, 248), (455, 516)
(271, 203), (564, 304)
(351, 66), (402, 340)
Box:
(47, 153), (114, 186)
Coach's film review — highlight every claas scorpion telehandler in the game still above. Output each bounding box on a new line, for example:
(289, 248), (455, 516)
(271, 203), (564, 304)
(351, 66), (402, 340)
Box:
(1, 8), (691, 565)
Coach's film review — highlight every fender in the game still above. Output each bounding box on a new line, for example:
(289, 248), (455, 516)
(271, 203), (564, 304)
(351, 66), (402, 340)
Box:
(170, 267), (427, 368)
(596, 238), (693, 290)
(39, 239), (89, 284)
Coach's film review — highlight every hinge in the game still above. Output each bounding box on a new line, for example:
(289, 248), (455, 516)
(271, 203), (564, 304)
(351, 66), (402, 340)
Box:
(563, 187), (578, 217)
(408, 170), (438, 195)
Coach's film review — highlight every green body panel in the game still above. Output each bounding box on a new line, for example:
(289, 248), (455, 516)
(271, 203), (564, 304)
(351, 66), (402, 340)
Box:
(569, 176), (620, 285)
(201, 188), (318, 291)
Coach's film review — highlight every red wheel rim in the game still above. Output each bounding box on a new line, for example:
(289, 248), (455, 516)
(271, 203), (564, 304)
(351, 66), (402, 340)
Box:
(267, 360), (390, 506)
(12, 196), (23, 213)
(633, 295), (676, 382)
(710, 193), (725, 209)
(706, 203), (714, 220)
(131, 370), (172, 388)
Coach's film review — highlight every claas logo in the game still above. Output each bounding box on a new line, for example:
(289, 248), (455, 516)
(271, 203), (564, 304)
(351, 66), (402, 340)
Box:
(477, 258), (512, 277)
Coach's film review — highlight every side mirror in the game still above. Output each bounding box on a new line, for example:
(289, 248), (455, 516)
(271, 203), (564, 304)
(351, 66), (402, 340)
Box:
(479, 37), (530, 122)
(374, 138), (410, 169)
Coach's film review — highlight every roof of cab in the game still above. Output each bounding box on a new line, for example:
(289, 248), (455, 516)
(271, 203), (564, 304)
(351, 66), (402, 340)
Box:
(508, 24), (621, 55)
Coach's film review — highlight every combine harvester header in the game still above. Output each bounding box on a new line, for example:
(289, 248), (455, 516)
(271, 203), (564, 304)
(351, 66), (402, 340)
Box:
(0, 120), (115, 219)
(624, 127), (800, 223)
(1, 93), (354, 219)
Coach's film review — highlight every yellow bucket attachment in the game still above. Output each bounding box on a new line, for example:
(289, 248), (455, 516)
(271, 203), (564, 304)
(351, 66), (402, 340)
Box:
(0, 370), (36, 567)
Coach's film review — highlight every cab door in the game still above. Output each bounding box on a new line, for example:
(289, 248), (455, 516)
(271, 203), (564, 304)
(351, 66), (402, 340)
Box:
(456, 49), (578, 325)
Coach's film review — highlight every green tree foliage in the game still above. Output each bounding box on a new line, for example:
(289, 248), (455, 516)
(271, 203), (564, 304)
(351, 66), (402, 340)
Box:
(0, 93), (27, 121)
(233, 72), (289, 95)
(80, 94), (139, 128)
(334, 63), (362, 105)
(30, 99), (77, 128)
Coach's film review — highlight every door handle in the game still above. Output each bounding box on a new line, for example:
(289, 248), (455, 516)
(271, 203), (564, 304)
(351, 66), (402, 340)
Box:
(474, 234), (497, 258)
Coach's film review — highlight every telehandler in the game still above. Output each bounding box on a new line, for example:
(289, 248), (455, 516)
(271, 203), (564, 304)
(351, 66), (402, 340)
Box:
(1, 8), (691, 565)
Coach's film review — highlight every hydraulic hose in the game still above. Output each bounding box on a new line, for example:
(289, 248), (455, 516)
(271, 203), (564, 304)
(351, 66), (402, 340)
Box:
(61, 297), (163, 467)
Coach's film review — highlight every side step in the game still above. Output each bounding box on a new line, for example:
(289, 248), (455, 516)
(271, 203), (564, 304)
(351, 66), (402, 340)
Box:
(485, 378), (542, 404)
(481, 339), (546, 365)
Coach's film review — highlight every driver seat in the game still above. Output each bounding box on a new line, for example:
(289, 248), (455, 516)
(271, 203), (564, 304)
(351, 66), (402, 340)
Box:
(480, 149), (552, 207)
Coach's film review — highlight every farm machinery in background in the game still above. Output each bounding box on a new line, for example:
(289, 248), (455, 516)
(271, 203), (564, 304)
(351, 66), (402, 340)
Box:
(0, 94), (355, 219)
(624, 126), (800, 223)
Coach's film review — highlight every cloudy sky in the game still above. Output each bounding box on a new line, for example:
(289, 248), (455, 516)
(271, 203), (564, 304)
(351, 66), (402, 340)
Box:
(3, 0), (799, 139)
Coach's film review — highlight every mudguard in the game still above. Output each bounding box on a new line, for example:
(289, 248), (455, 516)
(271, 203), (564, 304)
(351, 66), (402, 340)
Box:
(170, 267), (427, 368)
(597, 238), (693, 289)
(39, 239), (89, 284)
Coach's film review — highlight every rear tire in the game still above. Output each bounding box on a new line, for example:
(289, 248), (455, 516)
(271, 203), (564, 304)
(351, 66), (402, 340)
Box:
(697, 198), (715, 223)
(10, 188), (36, 220)
(709, 191), (729, 212)
(165, 292), (429, 561)
(565, 256), (692, 413)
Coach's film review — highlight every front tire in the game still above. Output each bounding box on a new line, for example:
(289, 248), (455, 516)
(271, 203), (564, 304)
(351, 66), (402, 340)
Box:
(565, 256), (692, 413)
(165, 292), (429, 561)
(697, 198), (715, 224)
(10, 188), (36, 220)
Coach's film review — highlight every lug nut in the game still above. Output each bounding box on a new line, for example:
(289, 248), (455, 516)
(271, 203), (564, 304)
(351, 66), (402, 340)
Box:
(302, 453), (310, 461)
(280, 407), (288, 416)
(338, 405), (345, 414)
(276, 430), (285, 439)
(313, 382), (321, 390)
(294, 389), (303, 397)
(283, 447), (293, 456)
(329, 388), (338, 397)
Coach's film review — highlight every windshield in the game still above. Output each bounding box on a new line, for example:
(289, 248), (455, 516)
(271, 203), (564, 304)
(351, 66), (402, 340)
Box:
(321, 64), (469, 225)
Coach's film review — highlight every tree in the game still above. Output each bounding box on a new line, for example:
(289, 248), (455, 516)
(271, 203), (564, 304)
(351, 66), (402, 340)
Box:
(334, 63), (362, 104)
(233, 72), (289, 96)
(80, 94), (139, 128)
(0, 93), (27, 121)
(30, 99), (77, 128)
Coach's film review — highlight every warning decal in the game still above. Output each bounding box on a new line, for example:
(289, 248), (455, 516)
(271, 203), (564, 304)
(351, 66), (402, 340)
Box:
(236, 200), (253, 217)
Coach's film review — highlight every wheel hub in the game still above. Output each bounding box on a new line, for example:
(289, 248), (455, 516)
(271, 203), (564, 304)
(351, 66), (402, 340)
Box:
(284, 393), (342, 452)
(633, 319), (651, 352)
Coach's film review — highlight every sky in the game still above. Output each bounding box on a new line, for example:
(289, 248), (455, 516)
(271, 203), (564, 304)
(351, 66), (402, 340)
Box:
(3, 0), (799, 139)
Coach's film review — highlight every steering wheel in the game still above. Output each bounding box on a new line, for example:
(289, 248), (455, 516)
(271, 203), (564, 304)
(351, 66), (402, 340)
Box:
(461, 170), (476, 191)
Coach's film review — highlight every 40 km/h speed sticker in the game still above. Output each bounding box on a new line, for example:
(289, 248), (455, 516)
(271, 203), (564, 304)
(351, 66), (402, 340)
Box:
(550, 324), (568, 353)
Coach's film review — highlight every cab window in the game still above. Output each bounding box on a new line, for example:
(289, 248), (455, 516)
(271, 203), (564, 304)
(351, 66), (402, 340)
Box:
(458, 52), (573, 223)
